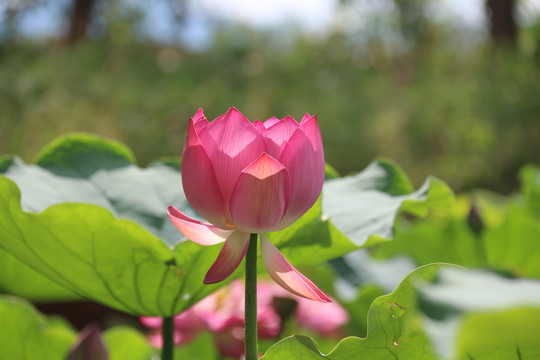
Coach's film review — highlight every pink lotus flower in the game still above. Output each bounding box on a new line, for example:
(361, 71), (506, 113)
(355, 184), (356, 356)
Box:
(141, 280), (282, 358)
(194, 281), (282, 358)
(168, 107), (329, 302)
(140, 280), (349, 358)
(195, 280), (281, 338)
(140, 310), (205, 348)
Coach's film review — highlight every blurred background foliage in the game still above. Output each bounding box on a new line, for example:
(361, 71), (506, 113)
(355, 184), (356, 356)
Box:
(2, 2), (540, 357)
(1, 0), (539, 193)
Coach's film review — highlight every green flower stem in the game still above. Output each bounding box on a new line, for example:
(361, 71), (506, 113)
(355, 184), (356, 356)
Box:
(162, 316), (174, 360)
(245, 233), (259, 360)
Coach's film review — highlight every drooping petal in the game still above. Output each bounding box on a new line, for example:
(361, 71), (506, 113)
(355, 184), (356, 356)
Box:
(229, 153), (290, 233)
(261, 116), (299, 159)
(167, 206), (232, 245)
(260, 234), (330, 303)
(181, 119), (229, 229)
(263, 116), (280, 129)
(252, 120), (266, 133)
(204, 231), (250, 284)
(198, 106), (267, 207)
(277, 115), (325, 229)
(192, 108), (209, 133)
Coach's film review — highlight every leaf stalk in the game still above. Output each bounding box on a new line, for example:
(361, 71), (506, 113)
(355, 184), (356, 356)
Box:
(245, 233), (259, 360)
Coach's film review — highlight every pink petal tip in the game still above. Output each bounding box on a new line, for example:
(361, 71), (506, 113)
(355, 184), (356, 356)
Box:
(260, 234), (331, 303)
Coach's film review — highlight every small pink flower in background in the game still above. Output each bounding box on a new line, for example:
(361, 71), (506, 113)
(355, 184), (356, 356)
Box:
(168, 107), (329, 302)
(295, 297), (350, 337)
(140, 308), (205, 348)
(140, 280), (349, 358)
(194, 281), (281, 358)
(195, 280), (281, 338)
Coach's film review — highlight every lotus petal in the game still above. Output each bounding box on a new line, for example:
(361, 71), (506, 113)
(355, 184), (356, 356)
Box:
(260, 234), (330, 302)
(229, 153), (290, 233)
(204, 231), (251, 284)
(278, 116), (324, 228)
(198, 107), (267, 205)
(252, 120), (266, 132)
(261, 116), (299, 159)
(167, 206), (232, 245)
(192, 108), (209, 133)
(181, 119), (229, 228)
(263, 116), (280, 129)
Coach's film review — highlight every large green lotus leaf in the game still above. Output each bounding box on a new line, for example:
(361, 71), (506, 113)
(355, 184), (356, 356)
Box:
(261, 264), (442, 360)
(0, 175), (222, 316)
(0, 134), (187, 245)
(373, 191), (540, 279)
(322, 158), (454, 248)
(271, 158), (454, 266)
(0, 247), (80, 302)
(0, 134), (232, 314)
(267, 197), (357, 266)
(323, 159), (454, 290)
(0, 295), (77, 360)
